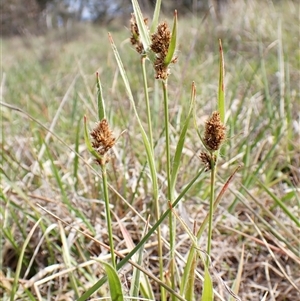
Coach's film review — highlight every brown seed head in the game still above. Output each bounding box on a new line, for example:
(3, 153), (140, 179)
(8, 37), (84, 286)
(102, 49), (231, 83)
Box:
(199, 152), (216, 171)
(90, 119), (115, 165)
(154, 57), (170, 80)
(150, 22), (171, 57)
(150, 22), (175, 80)
(203, 111), (226, 152)
(130, 14), (147, 54)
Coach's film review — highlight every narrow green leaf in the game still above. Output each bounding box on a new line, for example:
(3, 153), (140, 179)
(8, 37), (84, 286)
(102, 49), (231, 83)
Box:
(131, 0), (151, 52)
(83, 115), (102, 162)
(96, 72), (106, 120)
(185, 253), (197, 300)
(180, 246), (195, 295)
(202, 266), (214, 301)
(78, 168), (204, 301)
(73, 119), (80, 191)
(218, 39), (225, 123)
(181, 166), (240, 295)
(230, 245), (244, 300)
(45, 142), (95, 233)
(171, 204), (198, 299)
(170, 82), (195, 193)
(101, 261), (124, 301)
(108, 33), (158, 200)
(23, 288), (37, 301)
(150, 0), (162, 33)
(10, 219), (42, 301)
(164, 10), (178, 65)
(59, 222), (79, 298)
(258, 180), (300, 227)
(128, 222), (154, 299)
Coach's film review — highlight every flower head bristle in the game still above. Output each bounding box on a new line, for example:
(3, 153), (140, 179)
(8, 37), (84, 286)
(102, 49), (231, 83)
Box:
(203, 111), (226, 152)
(90, 119), (115, 165)
(150, 21), (176, 80)
(199, 152), (216, 171)
(130, 14), (147, 54)
(150, 22), (171, 56)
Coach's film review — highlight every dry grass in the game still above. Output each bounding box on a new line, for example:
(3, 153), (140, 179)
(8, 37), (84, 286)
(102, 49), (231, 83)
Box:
(1, 0), (299, 300)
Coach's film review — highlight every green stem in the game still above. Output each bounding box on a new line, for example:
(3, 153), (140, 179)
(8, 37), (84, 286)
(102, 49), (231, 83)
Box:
(101, 163), (116, 269)
(162, 81), (172, 203)
(142, 56), (164, 299)
(162, 80), (175, 299)
(206, 154), (216, 264)
(77, 168), (205, 301)
(141, 56), (154, 151)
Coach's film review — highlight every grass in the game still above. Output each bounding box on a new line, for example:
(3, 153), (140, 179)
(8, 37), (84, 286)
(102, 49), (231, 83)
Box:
(1, 0), (299, 300)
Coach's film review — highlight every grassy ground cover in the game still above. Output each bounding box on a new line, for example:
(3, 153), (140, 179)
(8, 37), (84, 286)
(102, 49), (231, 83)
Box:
(1, 0), (299, 300)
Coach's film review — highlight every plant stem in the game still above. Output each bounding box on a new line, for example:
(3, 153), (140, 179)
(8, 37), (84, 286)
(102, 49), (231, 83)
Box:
(141, 56), (154, 151)
(206, 155), (216, 264)
(162, 80), (173, 202)
(142, 55), (165, 300)
(101, 163), (116, 269)
(162, 80), (175, 299)
(77, 168), (205, 301)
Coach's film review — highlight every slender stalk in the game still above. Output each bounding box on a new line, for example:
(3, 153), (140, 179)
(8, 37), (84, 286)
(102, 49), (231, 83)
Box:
(162, 79), (175, 299)
(101, 164), (116, 269)
(77, 168), (205, 301)
(155, 195), (165, 301)
(141, 55), (154, 150)
(162, 80), (172, 204)
(206, 155), (216, 263)
(141, 54), (164, 299)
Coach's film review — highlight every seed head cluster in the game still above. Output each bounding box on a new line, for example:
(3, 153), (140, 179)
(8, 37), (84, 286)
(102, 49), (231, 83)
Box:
(199, 152), (216, 172)
(130, 14), (147, 54)
(90, 119), (115, 165)
(151, 22), (171, 56)
(203, 111), (226, 152)
(150, 22), (176, 80)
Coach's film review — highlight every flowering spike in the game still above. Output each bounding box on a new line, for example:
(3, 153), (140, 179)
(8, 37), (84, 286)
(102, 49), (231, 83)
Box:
(90, 119), (116, 165)
(203, 111), (226, 152)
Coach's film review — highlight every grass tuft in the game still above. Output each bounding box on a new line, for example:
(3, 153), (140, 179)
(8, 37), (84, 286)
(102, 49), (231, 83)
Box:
(1, 0), (299, 300)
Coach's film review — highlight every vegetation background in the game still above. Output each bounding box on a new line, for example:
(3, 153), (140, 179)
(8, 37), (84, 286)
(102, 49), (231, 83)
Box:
(1, 0), (299, 300)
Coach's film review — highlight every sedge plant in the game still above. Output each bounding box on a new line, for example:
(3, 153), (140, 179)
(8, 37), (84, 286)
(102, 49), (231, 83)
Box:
(82, 1), (238, 301)
(1, 1), (298, 301)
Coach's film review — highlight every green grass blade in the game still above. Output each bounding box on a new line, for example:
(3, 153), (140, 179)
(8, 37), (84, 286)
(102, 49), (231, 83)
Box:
(96, 72), (106, 120)
(218, 39), (225, 123)
(171, 204), (198, 299)
(258, 180), (300, 227)
(180, 245), (195, 295)
(99, 260), (124, 301)
(164, 10), (178, 65)
(22, 289), (37, 301)
(229, 129), (285, 211)
(234, 187), (299, 256)
(202, 266), (214, 301)
(131, 0), (151, 52)
(181, 166), (240, 295)
(45, 136), (94, 233)
(108, 33), (158, 200)
(150, 0), (162, 33)
(77, 168), (205, 300)
(259, 37), (272, 118)
(129, 222), (154, 299)
(170, 82), (195, 194)
(230, 245), (244, 300)
(73, 119), (80, 191)
(10, 219), (42, 301)
(184, 253), (197, 300)
(59, 222), (79, 298)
